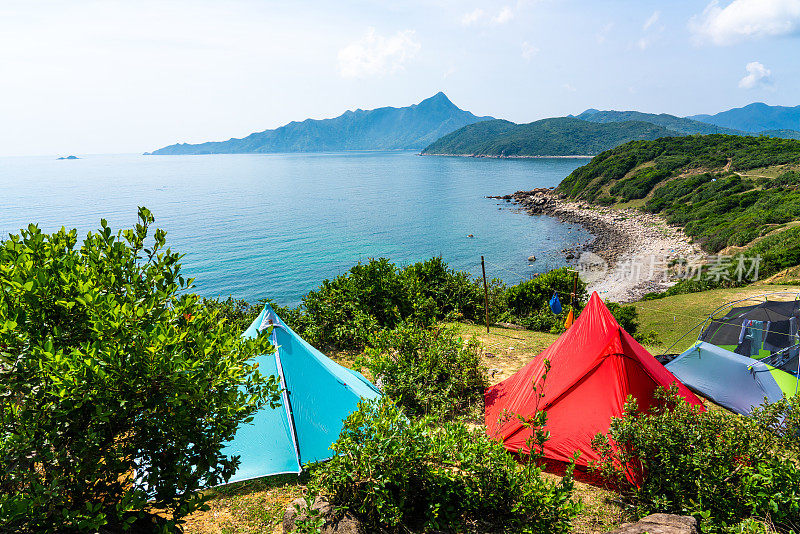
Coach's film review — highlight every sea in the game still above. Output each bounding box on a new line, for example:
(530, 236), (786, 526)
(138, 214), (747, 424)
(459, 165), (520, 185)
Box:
(0, 151), (592, 307)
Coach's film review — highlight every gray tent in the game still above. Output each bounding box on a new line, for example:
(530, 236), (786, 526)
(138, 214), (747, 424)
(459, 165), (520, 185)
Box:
(665, 293), (800, 415)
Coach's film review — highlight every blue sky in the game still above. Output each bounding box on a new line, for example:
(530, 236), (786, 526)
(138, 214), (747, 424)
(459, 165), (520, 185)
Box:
(2, 0), (799, 156)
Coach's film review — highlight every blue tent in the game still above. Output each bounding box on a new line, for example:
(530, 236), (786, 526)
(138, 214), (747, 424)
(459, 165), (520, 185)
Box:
(222, 304), (382, 483)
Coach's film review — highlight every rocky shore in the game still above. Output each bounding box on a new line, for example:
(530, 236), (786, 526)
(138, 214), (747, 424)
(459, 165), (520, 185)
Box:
(490, 188), (702, 302)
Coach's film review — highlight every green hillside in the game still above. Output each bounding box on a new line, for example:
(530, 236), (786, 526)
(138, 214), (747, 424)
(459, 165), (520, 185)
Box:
(420, 117), (676, 157)
(576, 109), (742, 135)
(556, 135), (800, 270)
(578, 108), (800, 139)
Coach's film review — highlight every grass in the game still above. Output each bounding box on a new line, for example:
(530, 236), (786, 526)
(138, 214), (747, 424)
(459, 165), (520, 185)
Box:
(182, 474), (308, 534)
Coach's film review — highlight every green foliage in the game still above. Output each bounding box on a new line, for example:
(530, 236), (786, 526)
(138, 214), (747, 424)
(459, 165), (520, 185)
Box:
(591, 387), (800, 532)
(606, 302), (639, 336)
(200, 296), (262, 334)
(725, 518), (783, 534)
(360, 323), (487, 418)
(0, 209), (281, 533)
(609, 167), (672, 201)
(313, 398), (580, 533)
(503, 268), (587, 328)
(294, 257), (490, 350)
(421, 117), (675, 157)
(748, 226), (800, 278)
(293, 495), (326, 534)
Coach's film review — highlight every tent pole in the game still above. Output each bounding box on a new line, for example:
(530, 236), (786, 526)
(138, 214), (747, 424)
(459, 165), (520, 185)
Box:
(273, 329), (303, 472)
(795, 344), (800, 395)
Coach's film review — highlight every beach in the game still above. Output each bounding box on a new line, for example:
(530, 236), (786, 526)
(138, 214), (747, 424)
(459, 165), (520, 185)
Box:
(497, 188), (703, 303)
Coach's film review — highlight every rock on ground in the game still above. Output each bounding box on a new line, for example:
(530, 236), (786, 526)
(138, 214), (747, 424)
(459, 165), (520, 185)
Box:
(283, 495), (364, 534)
(607, 513), (698, 534)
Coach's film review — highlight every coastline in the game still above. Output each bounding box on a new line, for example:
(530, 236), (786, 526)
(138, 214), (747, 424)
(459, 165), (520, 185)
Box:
(421, 153), (594, 159)
(495, 189), (702, 303)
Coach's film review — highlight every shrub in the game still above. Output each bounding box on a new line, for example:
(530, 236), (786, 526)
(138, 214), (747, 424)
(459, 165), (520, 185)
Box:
(503, 268), (587, 327)
(297, 257), (490, 350)
(606, 302), (639, 336)
(591, 387), (800, 532)
(203, 297), (300, 334)
(313, 398), (580, 533)
(359, 323), (487, 418)
(0, 209), (280, 533)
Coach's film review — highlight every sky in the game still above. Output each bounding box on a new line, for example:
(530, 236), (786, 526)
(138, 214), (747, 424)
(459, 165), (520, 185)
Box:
(2, 0), (800, 156)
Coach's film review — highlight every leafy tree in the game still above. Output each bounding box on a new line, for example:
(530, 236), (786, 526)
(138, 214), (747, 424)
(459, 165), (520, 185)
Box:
(0, 208), (280, 532)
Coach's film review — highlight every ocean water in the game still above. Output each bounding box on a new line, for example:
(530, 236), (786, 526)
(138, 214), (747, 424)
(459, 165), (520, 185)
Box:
(0, 152), (591, 306)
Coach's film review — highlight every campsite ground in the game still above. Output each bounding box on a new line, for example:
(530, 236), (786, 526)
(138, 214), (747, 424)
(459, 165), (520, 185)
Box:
(182, 282), (800, 534)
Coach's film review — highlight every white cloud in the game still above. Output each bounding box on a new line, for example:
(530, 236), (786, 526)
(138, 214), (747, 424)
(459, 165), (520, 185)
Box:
(738, 61), (773, 88)
(443, 65), (457, 79)
(461, 8), (485, 26)
(596, 22), (614, 44)
(562, 83), (576, 92)
(338, 28), (421, 79)
(460, 6), (514, 26)
(643, 10), (661, 31)
(493, 6), (514, 24)
(521, 41), (539, 60)
(690, 0), (800, 45)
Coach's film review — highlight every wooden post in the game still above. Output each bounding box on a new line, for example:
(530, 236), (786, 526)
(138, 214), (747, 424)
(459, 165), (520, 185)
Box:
(571, 270), (578, 307)
(481, 256), (490, 333)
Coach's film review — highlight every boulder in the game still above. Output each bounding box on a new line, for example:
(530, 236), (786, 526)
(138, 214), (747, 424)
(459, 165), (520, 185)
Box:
(283, 496), (365, 534)
(607, 514), (698, 534)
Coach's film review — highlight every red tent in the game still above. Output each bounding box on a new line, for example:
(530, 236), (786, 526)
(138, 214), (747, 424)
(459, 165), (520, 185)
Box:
(485, 292), (705, 467)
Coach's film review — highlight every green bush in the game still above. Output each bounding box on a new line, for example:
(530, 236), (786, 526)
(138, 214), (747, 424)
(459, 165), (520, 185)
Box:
(503, 268), (587, 325)
(360, 323), (487, 418)
(203, 297), (300, 334)
(591, 387), (800, 532)
(0, 209), (280, 533)
(296, 257), (491, 350)
(606, 302), (639, 336)
(609, 167), (672, 201)
(313, 398), (580, 533)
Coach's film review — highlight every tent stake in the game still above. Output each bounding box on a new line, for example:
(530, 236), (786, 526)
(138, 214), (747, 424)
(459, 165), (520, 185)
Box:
(481, 256), (489, 333)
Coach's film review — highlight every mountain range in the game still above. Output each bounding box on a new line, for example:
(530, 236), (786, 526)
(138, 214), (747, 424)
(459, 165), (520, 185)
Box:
(147, 93), (800, 158)
(147, 92), (492, 155)
(421, 104), (800, 157)
(689, 102), (800, 133)
(577, 108), (800, 139)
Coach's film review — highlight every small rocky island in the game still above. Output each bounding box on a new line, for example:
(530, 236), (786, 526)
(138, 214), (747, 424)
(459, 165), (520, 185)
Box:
(58, 155), (79, 160)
